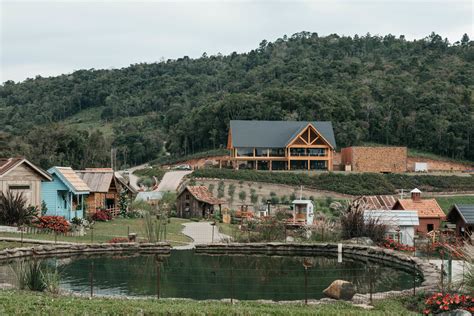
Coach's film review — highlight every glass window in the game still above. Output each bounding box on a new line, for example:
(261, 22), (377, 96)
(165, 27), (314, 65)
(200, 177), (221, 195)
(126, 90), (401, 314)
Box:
(308, 148), (326, 156)
(290, 148), (306, 156)
(269, 148), (285, 157)
(236, 148), (254, 157)
(255, 148), (268, 157)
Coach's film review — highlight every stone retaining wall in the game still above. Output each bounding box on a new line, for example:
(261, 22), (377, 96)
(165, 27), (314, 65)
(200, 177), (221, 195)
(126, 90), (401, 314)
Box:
(0, 243), (171, 263)
(195, 243), (440, 294)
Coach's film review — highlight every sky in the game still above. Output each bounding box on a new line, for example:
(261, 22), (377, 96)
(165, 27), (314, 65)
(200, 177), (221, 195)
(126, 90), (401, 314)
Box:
(1, 0), (472, 83)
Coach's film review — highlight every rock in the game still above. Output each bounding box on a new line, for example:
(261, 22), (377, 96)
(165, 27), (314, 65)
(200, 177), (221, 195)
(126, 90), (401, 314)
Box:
(323, 280), (356, 300)
(344, 237), (375, 246)
(438, 309), (472, 316)
(285, 236), (294, 242)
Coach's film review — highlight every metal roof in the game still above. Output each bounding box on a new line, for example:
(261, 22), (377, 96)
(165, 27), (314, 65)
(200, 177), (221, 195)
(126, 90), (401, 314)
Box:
(449, 204), (474, 225)
(229, 120), (336, 149)
(135, 191), (164, 202)
(48, 167), (90, 194)
(76, 168), (114, 193)
(364, 210), (420, 227)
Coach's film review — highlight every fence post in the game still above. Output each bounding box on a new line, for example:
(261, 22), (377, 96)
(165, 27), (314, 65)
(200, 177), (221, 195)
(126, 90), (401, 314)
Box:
(413, 262), (416, 296)
(54, 231), (57, 244)
(156, 256), (161, 299)
(20, 226), (24, 246)
(90, 227), (94, 243)
(440, 250), (444, 295)
(304, 266), (308, 305)
(230, 262), (234, 304)
(89, 260), (94, 297)
(369, 267), (373, 304)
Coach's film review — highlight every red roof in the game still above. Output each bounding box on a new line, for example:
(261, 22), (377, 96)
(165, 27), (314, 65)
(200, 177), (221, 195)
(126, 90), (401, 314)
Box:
(185, 186), (224, 205)
(394, 199), (446, 219)
(0, 157), (52, 180)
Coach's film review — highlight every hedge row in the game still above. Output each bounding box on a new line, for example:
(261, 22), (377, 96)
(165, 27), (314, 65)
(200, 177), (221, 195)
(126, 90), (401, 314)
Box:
(191, 169), (474, 196)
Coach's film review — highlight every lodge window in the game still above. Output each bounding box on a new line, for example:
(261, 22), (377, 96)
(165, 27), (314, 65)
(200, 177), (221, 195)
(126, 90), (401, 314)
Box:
(255, 148), (268, 157)
(308, 148), (326, 156)
(290, 148), (306, 156)
(236, 148), (254, 157)
(269, 148), (285, 157)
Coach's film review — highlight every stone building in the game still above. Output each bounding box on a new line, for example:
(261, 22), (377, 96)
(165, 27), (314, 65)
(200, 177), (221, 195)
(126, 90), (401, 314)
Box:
(341, 146), (407, 173)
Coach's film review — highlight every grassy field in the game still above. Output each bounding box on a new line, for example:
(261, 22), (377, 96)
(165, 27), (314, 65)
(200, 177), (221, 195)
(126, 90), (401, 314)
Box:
(435, 196), (474, 214)
(0, 218), (192, 246)
(0, 290), (417, 315)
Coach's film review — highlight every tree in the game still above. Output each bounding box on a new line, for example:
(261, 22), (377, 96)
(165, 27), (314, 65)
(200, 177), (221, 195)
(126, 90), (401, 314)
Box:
(118, 190), (129, 217)
(238, 191), (247, 203)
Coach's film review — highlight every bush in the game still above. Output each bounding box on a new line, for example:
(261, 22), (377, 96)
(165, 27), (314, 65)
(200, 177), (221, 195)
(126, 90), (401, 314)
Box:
(108, 237), (129, 243)
(0, 191), (36, 226)
(91, 210), (111, 222)
(191, 169), (474, 195)
(381, 237), (415, 252)
(34, 216), (70, 233)
(340, 208), (387, 243)
(423, 293), (473, 314)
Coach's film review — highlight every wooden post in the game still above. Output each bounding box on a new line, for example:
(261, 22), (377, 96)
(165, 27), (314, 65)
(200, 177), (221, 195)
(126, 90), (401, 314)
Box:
(269, 160), (272, 171)
(89, 261), (94, 297)
(307, 160), (310, 170)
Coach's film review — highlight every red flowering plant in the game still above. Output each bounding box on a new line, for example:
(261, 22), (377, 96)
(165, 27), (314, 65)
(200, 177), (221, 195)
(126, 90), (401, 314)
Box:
(107, 237), (129, 244)
(34, 215), (70, 233)
(381, 237), (416, 252)
(423, 293), (474, 314)
(428, 242), (463, 259)
(91, 209), (112, 222)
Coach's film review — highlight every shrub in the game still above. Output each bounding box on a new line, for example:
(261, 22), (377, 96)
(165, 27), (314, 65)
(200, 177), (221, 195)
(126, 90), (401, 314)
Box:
(0, 191), (36, 226)
(238, 191), (246, 202)
(423, 293), (473, 314)
(108, 237), (129, 243)
(91, 210), (111, 222)
(34, 216), (70, 233)
(11, 260), (61, 293)
(217, 181), (225, 198)
(381, 237), (416, 252)
(340, 208), (387, 243)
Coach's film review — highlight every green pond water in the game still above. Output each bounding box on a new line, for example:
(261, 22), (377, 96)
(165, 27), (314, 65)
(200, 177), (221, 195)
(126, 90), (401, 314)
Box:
(45, 250), (422, 300)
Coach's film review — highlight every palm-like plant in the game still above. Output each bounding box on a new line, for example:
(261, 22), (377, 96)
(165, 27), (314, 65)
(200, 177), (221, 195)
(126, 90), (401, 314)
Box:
(0, 191), (36, 225)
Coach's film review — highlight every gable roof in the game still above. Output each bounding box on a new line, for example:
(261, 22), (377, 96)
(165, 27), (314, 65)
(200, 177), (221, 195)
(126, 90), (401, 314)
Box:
(357, 195), (397, 210)
(393, 199), (445, 219)
(448, 204), (474, 225)
(135, 191), (164, 202)
(115, 172), (138, 194)
(364, 210), (420, 227)
(183, 186), (225, 205)
(229, 120), (336, 149)
(76, 168), (114, 193)
(0, 157), (52, 181)
(48, 167), (90, 194)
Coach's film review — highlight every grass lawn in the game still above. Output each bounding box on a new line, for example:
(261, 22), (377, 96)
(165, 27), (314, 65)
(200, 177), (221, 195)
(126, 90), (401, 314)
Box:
(0, 290), (417, 315)
(435, 196), (474, 214)
(0, 218), (192, 246)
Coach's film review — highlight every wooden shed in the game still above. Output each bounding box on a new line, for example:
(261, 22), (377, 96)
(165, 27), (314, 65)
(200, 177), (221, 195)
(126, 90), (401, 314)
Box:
(447, 204), (474, 239)
(0, 157), (52, 207)
(76, 168), (119, 215)
(177, 186), (224, 219)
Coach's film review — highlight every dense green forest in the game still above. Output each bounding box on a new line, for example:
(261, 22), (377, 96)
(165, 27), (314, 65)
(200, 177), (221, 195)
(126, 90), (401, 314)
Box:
(1, 32), (473, 168)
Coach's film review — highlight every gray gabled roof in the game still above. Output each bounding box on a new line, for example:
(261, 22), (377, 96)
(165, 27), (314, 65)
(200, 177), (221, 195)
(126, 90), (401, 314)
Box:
(449, 204), (474, 224)
(364, 210), (420, 227)
(229, 120), (336, 149)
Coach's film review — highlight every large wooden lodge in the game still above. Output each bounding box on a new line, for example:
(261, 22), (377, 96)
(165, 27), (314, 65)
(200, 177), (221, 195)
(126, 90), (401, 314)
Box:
(226, 120), (336, 171)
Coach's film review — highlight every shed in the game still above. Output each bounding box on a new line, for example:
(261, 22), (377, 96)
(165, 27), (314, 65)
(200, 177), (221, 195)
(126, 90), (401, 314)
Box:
(176, 186), (225, 219)
(41, 167), (90, 220)
(135, 191), (164, 206)
(76, 168), (119, 214)
(364, 210), (419, 246)
(0, 157), (52, 208)
(447, 204), (474, 239)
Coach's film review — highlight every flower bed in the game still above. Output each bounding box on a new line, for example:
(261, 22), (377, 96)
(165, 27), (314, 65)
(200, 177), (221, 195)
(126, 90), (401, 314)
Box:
(34, 216), (70, 233)
(381, 237), (415, 252)
(91, 210), (112, 222)
(424, 293), (474, 314)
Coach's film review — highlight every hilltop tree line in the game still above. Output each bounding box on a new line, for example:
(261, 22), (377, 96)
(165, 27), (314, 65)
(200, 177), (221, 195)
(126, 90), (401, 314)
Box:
(1, 32), (473, 168)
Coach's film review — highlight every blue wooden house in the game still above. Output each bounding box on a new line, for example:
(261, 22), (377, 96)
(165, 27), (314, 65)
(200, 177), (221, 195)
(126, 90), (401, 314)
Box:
(41, 167), (90, 220)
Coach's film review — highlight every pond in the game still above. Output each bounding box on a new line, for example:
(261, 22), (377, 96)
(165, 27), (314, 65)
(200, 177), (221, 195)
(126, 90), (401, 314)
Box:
(45, 250), (421, 300)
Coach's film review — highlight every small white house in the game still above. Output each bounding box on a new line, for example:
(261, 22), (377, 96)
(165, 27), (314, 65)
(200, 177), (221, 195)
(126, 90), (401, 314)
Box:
(288, 200), (315, 226)
(363, 210), (419, 246)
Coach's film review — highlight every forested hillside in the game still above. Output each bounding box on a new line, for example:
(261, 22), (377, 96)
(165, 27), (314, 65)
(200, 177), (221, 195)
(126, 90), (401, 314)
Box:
(1, 32), (473, 168)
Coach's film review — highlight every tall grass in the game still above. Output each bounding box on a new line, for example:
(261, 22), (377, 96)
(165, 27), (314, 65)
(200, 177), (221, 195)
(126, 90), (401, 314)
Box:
(11, 260), (61, 293)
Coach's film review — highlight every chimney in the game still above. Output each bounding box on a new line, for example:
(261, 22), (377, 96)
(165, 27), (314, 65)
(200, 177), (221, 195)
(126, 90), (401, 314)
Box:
(410, 188), (421, 202)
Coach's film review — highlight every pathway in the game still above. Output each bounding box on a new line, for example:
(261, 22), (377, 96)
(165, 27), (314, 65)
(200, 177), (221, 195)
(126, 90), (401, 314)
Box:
(175, 222), (230, 249)
(156, 170), (192, 192)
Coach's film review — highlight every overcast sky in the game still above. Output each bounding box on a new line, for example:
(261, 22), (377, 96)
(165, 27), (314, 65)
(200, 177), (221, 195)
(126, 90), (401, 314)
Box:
(1, 0), (472, 83)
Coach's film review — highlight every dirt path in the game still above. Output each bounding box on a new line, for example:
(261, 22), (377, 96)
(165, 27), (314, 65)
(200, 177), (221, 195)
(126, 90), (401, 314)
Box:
(175, 222), (230, 249)
(156, 170), (192, 192)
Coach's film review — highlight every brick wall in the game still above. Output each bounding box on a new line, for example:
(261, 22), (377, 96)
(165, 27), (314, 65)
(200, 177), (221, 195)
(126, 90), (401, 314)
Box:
(341, 146), (407, 173)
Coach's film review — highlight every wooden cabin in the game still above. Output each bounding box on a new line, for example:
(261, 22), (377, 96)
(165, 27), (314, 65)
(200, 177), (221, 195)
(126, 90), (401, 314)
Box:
(226, 120), (336, 171)
(76, 168), (119, 215)
(0, 157), (52, 207)
(177, 186), (224, 218)
(392, 188), (446, 234)
(447, 204), (474, 239)
(41, 167), (90, 220)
